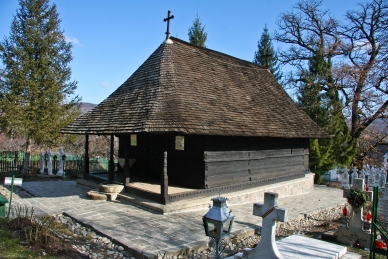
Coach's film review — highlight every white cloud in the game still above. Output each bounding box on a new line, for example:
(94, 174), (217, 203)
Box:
(100, 82), (113, 88)
(65, 35), (80, 45)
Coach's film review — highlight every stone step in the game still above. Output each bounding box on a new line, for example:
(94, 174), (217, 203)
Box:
(87, 190), (107, 200)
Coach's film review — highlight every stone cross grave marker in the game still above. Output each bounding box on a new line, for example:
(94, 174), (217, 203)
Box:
(374, 168), (381, 188)
(343, 178), (373, 230)
(351, 167), (358, 186)
(359, 169), (365, 181)
(47, 149), (53, 175)
(340, 168), (350, 189)
(378, 184), (388, 224)
(379, 169), (386, 188)
(239, 192), (288, 259)
(367, 169), (375, 190)
(384, 153), (388, 170)
(39, 152), (45, 174)
(57, 148), (65, 177)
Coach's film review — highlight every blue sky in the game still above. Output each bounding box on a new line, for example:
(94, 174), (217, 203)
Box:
(1, 0), (360, 104)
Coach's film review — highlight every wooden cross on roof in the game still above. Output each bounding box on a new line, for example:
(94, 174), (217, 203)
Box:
(163, 10), (174, 40)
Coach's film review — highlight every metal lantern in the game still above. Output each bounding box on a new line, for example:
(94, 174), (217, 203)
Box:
(203, 196), (234, 258)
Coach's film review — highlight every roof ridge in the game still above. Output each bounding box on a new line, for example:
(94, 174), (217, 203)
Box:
(170, 36), (267, 70)
(143, 42), (176, 131)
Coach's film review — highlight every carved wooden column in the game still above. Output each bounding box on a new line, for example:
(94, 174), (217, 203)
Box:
(84, 134), (90, 178)
(108, 134), (114, 182)
(161, 151), (168, 204)
(123, 135), (130, 186)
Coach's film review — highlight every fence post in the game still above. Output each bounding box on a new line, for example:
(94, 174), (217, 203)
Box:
(370, 186), (378, 259)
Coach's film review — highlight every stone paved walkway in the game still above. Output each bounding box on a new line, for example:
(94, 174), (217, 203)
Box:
(9, 180), (346, 257)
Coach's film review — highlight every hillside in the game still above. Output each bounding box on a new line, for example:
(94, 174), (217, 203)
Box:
(81, 102), (97, 114)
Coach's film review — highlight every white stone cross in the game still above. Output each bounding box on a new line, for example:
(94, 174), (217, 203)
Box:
(351, 167), (358, 186)
(57, 148), (65, 177)
(340, 168), (350, 189)
(367, 170), (374, 190)
(240, 192), (287, 259)
(374, 169), (381, 187)
(47, 149), (53, 175)
(39, 152), (45, 174)
(343, 178), (373, 231)
(379, 169), (386, 188)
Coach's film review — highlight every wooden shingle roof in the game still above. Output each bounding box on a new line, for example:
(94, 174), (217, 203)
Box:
(60, 37), (329, 138)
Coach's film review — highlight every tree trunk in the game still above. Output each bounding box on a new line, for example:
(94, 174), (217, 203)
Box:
(22, 138), (31, 174)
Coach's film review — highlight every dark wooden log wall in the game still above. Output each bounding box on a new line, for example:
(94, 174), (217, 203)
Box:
(119, 134), (309, 190)
(118, 134), (205, 188)
(203, 136), (309, 188)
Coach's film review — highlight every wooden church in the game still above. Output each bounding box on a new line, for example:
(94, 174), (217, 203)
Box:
(60, 33), (328, 204)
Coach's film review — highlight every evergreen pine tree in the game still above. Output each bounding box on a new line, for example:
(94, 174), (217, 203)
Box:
(253, 25), (282, 82)
(298, 48), (354, 172)
(0, 0), (81, 173)
(188, 13), (207, 47)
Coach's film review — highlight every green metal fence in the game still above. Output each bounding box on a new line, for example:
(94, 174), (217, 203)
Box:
(370, 186), (388, 259)
(0, 151), (110, 174)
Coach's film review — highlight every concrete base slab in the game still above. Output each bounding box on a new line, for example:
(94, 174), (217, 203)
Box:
(37, 174), (64, 178)
(336, 225), (371, 249)
(277, 235), (347, 259)
(116, 173), (316, 214)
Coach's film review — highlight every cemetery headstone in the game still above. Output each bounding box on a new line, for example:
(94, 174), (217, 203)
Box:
(340, 168), (350, 189)
(39, 152), (45, 174)
(367, 169), (375, 190)
(374, 167), (380, 188)
(359, 169), (365, 181)
(378, 183), (388, 224)
(337, 178), (373, 248)
(57, 148), (65, 177)
(344, 179), (372, 230)
(235, 192), (287, 259)
(384, 153), (388, 170)
(351, 167), (358, 186)
(379, 168), (386, 189)
(47, 149), (53, 175)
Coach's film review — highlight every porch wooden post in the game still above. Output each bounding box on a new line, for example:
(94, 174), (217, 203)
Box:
(123, 135), (130, 186)
(161, 151), (168, 204)
(108, 134), (114, 182)
(84, 134), (90, 178)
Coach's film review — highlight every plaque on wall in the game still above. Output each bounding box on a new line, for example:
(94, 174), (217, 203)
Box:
(175, 136), (184, 151)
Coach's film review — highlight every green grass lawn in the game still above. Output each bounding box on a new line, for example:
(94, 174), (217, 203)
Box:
(0, 217), (58, 259)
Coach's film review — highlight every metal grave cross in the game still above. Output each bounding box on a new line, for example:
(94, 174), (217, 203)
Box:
(4, 176), (23, 218)
(163, 10), (174, 40)
(242, 192), (287, 259)
(343, 178), (373, 230)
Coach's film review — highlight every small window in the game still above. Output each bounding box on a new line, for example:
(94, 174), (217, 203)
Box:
(175, 136), (185, 151)
(130, 134), (137, 146)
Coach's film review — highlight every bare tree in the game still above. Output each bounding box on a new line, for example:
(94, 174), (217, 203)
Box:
(337, 0), (388, 163)
(275, 0), (388, 166)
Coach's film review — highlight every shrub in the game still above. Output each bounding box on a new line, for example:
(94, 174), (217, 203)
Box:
(314, 172), (322, 185)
